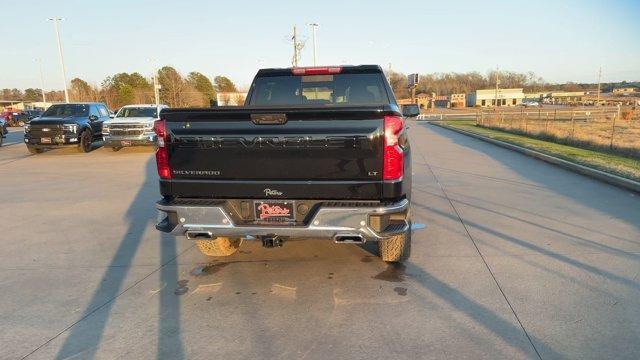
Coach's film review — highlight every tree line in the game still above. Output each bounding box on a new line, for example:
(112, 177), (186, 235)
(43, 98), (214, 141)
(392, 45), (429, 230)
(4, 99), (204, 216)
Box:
(4, 68), (636, 108)
(2, 66), (239, 109)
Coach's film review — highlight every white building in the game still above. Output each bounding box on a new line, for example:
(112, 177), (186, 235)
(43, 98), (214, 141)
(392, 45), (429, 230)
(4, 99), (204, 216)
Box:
(467, 88), (524, 107)
(216, 92), (248, 106)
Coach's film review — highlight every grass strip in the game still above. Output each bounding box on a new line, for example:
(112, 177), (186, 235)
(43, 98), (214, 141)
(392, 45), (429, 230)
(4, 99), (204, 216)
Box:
(439, 120), (640, 182)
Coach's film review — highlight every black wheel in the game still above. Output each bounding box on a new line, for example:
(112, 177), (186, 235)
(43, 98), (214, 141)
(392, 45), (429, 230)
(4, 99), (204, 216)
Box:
(78, 130), (93, 153)
(111, 146), (122, 152)
(0, 136), (3, 147)
(378, 221), (412, 263)
(27, 145), (43, 154)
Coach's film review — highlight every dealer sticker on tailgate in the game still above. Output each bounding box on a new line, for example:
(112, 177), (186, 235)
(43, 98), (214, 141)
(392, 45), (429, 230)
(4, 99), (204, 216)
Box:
(254, 201), (295, 222)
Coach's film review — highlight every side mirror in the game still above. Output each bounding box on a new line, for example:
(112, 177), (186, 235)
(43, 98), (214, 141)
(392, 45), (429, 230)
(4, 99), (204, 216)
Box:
(89, 115), (99, 121)
(401, 104), (420, 118)
(109, 113), (115, 118)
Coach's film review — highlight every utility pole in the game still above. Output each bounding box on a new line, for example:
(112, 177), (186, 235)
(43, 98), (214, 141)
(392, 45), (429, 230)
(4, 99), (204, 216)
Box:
(35, 58), (47, 104)
(292, 25), (298, 67)
(48, 17), (69, 103)
(307, 23), (319, 66)
(596, 66), (602, 107)
(494, 65), (500, 108)
(290, 25), (304, 67)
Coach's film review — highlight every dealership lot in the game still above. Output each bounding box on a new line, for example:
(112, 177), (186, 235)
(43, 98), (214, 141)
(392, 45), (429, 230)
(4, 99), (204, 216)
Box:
(1, 123), (639, 359)
(2, 128), (25, 147)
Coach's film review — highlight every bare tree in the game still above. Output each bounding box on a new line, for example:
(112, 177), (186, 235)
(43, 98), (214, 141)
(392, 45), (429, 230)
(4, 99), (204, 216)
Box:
(232, 93), (246, 106)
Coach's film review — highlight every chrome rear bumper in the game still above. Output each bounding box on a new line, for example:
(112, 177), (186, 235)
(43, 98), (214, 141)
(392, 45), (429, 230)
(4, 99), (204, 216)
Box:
(156, 198), (409, 242)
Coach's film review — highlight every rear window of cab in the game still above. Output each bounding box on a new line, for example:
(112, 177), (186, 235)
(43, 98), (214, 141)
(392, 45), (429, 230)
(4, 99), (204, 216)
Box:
(250, 73), (389, 106)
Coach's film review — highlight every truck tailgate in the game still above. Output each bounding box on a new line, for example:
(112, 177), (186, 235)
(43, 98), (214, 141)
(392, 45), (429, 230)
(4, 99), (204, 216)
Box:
(162, 106), (390, 200)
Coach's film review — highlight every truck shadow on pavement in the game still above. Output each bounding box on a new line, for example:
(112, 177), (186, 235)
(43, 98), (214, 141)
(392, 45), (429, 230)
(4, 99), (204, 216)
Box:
(361, 233), (564, 358)
(54, 158), (186, 359)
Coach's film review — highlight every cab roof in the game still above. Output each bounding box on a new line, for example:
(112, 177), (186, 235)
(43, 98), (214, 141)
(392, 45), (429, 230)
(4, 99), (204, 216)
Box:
(255, 65), (383, 77)
(121, 104), (168, 108)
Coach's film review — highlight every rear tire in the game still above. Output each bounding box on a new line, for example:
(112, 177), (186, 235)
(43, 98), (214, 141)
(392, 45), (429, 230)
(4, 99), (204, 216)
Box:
(196, 237), (243, 257)
(78, 130), (92, 153)
(27, 145), (43, 154)
(111, 146), (121, 152)
(378, 224), (411, 263)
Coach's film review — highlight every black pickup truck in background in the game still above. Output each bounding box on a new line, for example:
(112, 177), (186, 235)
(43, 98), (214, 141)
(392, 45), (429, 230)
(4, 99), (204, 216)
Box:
(24, 103), (109, 153)
(155, 65), (418, 262)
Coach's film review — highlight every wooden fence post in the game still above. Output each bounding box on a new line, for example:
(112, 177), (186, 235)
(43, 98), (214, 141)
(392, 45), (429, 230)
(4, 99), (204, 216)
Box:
(545, 113), (549, 133)
(570, 110), (575, 139)
(609, 113), (617, 149)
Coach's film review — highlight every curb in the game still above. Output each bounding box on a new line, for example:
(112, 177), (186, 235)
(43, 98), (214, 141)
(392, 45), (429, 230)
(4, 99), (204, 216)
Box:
(429, 122), (640, 194)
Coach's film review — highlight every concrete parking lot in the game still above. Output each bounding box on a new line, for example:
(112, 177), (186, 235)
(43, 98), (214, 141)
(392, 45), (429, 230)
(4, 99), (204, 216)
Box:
(2, 127), (25, 147)
(1, 122), (639, 359)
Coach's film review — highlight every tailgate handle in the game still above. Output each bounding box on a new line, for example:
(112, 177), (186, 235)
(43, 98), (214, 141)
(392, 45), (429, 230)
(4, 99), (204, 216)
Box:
(251, 113), (287, 125)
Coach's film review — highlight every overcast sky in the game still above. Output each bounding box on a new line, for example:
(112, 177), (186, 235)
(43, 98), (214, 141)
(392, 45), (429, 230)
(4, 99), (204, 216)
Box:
(1, 0), (639, 91)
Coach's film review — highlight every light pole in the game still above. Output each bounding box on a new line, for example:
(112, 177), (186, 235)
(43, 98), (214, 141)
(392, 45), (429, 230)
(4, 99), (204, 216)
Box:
(148, 59), (161, 115)
(307, 23), (319, 66)
(35, 58), (47, 104)
(48, 17), (69, 103)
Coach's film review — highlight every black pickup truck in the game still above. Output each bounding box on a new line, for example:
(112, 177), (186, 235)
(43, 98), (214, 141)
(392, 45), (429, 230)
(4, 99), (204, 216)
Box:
(155, 65), (418, 262)
(24, 103), (110, 153)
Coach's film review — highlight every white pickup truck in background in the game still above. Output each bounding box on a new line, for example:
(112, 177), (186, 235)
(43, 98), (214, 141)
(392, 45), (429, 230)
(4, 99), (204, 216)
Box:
(102, 104), (168, 151)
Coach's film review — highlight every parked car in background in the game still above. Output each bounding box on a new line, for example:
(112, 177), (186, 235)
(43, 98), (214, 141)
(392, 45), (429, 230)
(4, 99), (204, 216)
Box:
(521, 101), (539, 107)
(23, 109), (44, 121)
(102, 104), (167, 151)
(0, 117), (7, 146)
(1, 109), (28, 126)
(23, 102), (110, 154)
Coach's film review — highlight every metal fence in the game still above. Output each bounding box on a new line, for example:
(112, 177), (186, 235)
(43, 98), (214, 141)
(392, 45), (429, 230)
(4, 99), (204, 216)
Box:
(475, 107), (640, 156)
(416, 113), (476, 121)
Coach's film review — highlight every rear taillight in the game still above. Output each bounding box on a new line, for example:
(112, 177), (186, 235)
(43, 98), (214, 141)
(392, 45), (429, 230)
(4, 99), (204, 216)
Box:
(291, 66), (342, 75)
(153, 119), (171, 179)
(383, 115), (404, 181)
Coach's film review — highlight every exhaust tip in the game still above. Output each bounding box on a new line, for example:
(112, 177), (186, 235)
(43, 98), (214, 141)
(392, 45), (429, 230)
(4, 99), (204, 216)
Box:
(333, 234), (365, 244)
(185, 230), (215, 240)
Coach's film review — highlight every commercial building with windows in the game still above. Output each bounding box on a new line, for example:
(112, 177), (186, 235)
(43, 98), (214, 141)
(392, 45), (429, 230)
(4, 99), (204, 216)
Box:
(450, 93), (466, 108)
(466, 88), (524, 107)
(612, 87), (637, 94)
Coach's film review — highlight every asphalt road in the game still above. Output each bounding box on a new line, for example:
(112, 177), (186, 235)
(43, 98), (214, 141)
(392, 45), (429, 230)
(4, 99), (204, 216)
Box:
(0, 122), (639, 359)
